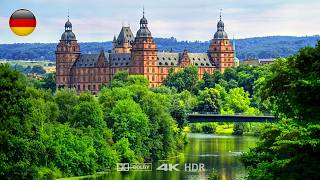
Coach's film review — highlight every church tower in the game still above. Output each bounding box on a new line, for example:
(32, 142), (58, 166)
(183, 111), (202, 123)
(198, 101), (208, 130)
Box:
(208, 11), (234, 72)
(55, 17), (80, 88)
(130, 9), (159, 87)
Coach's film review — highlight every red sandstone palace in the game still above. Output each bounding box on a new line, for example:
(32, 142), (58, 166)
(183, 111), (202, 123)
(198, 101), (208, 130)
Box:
(56, 11), (238, 94)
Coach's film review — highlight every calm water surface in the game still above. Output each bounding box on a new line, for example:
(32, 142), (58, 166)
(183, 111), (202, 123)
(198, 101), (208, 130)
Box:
(85, 133), (258, 180)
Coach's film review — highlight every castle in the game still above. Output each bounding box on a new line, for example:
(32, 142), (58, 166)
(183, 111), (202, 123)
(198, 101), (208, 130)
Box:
(56, 11), (237, 94)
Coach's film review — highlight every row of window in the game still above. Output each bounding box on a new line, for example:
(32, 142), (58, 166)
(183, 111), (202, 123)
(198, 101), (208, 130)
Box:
(76, 84), (101, 91)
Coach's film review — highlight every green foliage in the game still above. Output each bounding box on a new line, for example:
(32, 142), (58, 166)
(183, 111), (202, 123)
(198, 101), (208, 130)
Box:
(41, 73), (56, 92)
(260, 42), (320, 122)
(109, 99), (150, 159)
(223, 87), (260, 115)
(164, 66), (198, 93)
(170, 90), (197, 127)
(109, 70), (149, 88)
(241, 41), (320, 179)
(114, 138), (136, 163)
(55, 88), (79, 123)
(197, 88), (221, 113)
(241, 122), (320, 179)
(72, 93), (104, 129)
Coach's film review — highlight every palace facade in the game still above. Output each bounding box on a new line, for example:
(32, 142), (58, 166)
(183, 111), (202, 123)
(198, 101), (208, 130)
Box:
(56, 11), (237, 94)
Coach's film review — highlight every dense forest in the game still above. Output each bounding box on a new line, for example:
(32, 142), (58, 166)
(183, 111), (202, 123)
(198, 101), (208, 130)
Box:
(0, 36), (319, 61)
(1, 41), (320, 179)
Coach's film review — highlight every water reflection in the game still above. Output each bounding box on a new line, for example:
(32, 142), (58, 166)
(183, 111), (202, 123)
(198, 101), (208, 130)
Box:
(83, 133), (257, 180)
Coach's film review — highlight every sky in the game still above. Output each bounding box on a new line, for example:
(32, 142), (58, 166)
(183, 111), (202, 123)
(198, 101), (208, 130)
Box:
(0, 0), (319, 44)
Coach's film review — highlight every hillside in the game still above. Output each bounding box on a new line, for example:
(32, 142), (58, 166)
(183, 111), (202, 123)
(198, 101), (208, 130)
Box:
(0, 36), (319, 61)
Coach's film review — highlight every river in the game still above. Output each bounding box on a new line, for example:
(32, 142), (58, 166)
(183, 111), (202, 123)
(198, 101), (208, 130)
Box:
(84, 133), (258, 180)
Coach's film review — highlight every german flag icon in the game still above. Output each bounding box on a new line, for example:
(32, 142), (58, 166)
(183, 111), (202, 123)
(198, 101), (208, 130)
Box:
(9, 9), (36, 36)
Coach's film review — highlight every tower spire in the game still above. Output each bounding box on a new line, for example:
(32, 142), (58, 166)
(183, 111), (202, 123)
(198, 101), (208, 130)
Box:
(143, 6), (145, 18)
(67, 9), (70, 21)
(220, 8), (222, 21)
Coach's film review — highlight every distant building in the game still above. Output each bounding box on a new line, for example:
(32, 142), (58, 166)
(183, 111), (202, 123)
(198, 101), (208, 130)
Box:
(56, 10), (237, 94)
(259, 58), (275, 65)
(243, 58), (275, 66)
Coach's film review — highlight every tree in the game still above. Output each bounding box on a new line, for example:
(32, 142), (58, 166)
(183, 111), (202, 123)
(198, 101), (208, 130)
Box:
(42, 73), (56, 92)
(241, 41), (320, 179)
(170, 90), (197, 127)
(197, 88), (221, 113)
(260, 42), (320, 122)
(54, 88), (79, 123)
(109, 99), (150, 159)
(164, 66), (198, 93)
(72, 93), (104, 129)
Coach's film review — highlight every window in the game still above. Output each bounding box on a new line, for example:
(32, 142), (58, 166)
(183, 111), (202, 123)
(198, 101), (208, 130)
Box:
(88, 85), (91, 90)
(93, 84), (96, 90)
(159, 62), (162, 65)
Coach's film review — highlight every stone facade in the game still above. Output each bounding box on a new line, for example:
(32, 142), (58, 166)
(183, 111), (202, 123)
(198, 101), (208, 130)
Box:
(56, 12), (237, 94)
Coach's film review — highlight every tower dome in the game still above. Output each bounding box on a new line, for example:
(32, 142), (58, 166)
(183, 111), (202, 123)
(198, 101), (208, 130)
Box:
(61, 18), (76, 41)
(136, 9), (152, 37)
(213, 12), (228, 39)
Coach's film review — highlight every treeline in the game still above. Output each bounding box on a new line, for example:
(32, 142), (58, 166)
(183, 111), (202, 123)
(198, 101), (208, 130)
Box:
(0, 66), (188, 179)
(0, 36), (319, 61)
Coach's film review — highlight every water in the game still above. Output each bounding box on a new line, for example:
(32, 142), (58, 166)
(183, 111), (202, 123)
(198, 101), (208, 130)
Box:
(85, 133), (258, 180)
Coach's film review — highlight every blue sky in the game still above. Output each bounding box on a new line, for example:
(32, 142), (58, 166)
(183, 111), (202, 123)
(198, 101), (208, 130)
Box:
(1, 0), (319, 43)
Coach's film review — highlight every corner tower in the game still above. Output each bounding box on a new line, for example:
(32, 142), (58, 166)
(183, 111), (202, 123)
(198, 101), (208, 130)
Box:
(130, 9), (159, 87)
(55, 17), (80, 88)
(208, 11), (234, 72)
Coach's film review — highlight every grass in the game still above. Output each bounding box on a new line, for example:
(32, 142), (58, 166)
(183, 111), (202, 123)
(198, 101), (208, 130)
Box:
(215, 123), (234, 135)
